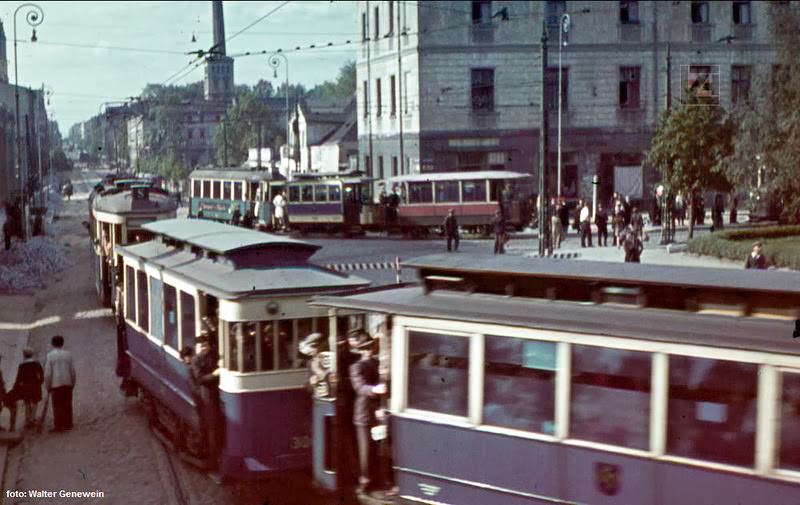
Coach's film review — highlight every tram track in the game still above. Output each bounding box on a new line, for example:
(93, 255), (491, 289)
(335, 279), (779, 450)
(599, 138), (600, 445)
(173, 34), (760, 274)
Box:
(148, 422), (192, 505)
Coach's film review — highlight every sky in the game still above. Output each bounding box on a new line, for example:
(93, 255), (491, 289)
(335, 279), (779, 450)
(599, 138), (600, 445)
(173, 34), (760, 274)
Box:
(1, 1), (357, 136)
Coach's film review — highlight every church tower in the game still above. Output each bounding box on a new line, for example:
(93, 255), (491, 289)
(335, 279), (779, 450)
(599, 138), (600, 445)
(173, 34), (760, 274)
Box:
(0, 21), (9, 83)
(204, 0), (234, 103)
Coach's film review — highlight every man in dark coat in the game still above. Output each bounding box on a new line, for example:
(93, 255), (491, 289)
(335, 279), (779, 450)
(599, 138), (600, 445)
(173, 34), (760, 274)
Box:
(12, 348), (44, 429)
(745, 242), (767, 270)
(623, 227), (643, 263)
(443, 209), (459, 252)
(190, 335), (222, 469)
(349, 334), (386, 493)
(595, 204), (609, 247)
(493, 209), (507, 254)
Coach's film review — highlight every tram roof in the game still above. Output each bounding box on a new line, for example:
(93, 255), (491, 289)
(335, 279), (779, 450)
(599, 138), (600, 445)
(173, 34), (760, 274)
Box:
(189, 168), (286, 182)
(401, 254), (800, 295)
(389, 171), (531, 183)
(92, 188), (178, 215)
(118, 239), (369, 298)
(142, 218), (317, 255)
(310, 285), (799, 357)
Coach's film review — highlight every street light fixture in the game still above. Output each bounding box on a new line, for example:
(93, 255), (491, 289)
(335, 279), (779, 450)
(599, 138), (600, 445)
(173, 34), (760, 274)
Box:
(557, 13), (570, 199)
(268, 52), (290, 172)
(13, 2), (44, 242)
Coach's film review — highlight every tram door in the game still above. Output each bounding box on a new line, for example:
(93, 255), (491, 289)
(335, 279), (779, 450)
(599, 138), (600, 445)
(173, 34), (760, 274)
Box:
(343, 183), (362, 226)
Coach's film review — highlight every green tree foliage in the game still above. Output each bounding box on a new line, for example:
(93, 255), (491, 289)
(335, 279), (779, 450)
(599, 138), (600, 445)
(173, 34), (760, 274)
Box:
(141, 83), (204, 159)
(214, 88), (275, 167)
(724, 3), (800, 223)
(646, 89), (734, 238)
(305, 61), (356, 100)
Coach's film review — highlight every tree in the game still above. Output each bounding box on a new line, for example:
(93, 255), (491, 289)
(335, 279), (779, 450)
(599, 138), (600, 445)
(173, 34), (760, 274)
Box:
(724, 3), (800, 223)
(646, 89), (734, 238)
(214, 88), (276, 167)
(305, 61), (356, 100)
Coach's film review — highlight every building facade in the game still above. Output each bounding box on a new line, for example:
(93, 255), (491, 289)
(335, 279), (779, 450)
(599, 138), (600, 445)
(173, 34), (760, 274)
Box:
(355, 0), (778, 205)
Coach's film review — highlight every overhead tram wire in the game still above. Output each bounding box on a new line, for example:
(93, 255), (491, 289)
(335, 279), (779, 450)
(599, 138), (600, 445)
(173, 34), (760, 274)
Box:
(224, 1), (292, 45)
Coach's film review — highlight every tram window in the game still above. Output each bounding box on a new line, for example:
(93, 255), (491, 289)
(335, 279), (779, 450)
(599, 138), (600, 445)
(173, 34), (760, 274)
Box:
(127, 229), (153, 244)
(242, 322), (257, 372)
(296, 318), (314, 367)
(180, 291), (195, 350)
(233, 182), (242, 201)
(203, 180), (211, 198)
(315, 185), (328, 202)
(667, 356), (757, 467)
(315, 316), (329, 338)
(278, 320), (297, 369)
(227, 322), (240, 372)
(193, 180), (201, 197)
(408, 182), (433, 204)
(149, 276), (164, 340)
(213, 181), (221, 199)
(223, 181), (231, 200)
(407, 331), (469, 416)
(125, 266), (136, 320)
(260, 322), (276, 371)
(435, 181), (459, 203)
(489, 180), (502, 202)
(328, 185), (341, 202)
(779, 372), (800, 471)
(136, 270), (149, 332)
(462, 181), (486, 202)
(164, 284), (178, 350)
(570, 345), (650, 450)
(302, 185), (314, 202)
(483, 336), (556, 434)
(289, 186), (300, 202)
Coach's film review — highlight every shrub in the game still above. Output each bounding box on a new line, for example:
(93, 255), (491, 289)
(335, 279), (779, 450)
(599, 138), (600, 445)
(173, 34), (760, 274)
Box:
(687, 226), (800, 269)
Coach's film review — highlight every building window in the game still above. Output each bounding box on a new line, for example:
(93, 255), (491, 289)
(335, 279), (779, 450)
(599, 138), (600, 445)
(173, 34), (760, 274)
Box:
(363, 80), (369, 118)
(376, 78), (382, 117)
(187, 129), (193, 140)
(620, 1), (639, 23)
(390, 75), (397, 116)
(779, 372), (800, 471)
(570, 345), (651, 449)
(403, 72), (411, 114)
(731, 65), (750, 104)
(388, 0), (394, 35)
(379, 155), (384, 179)
(472, 0), (492, 25)
(362, 12), (368, 40)
(407, 331), (469, 416)
(619, 67), (641, 109)
(484, 336), (556, 434)
(391, 156), (398, 177)
(546, 0), (567, 40)
(471, 68), (495, 112)
(374, 6), (380, 40)
(667, 356), (757, 467)
(545, 68), (568, 110)
(733, 1), (751, 24)
(691, 1), (709, 23)
(689, 65), (715, 97)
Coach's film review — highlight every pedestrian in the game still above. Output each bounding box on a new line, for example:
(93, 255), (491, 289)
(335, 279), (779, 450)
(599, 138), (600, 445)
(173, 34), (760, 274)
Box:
(11, 348), (44, 429)
(623, 227), (643, 263)
(595, 204), (608, 247)
(711, 193), (724, 232)
(579, 201), (593, 248)
(675, 193), (685, 226)
(631, 206), (644, 239)
(493, 209), (507, 254)
(558, 198), (569, 233)
(443, 209), (459, 252)
(572, 199), (583, 235)
(730, 196), (738, 225)
(745, 241), (767, 270)
(349, 333), (387, 494)
(622, 196), (632, 227)
(551, 202), (563, 249)
(613, 209), (625, 248)
(2, 215), (11, 251)
(190, 335), (222, 469)
(43, 335), (76, 432)
(272, 189), (287, 231)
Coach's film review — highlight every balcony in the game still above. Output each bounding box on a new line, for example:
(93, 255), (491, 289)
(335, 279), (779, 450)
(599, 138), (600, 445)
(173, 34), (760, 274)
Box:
(619, 22), (642, 42)
(732, 23), (753, 40)
(471, 24), (495, 44)
(691, 23), (713, 43)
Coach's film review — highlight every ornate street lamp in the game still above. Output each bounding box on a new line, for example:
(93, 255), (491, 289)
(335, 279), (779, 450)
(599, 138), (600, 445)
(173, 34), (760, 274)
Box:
(13, 2), (44, 242)
(557, 13), (570, 199)
(268, 52), (290, 171)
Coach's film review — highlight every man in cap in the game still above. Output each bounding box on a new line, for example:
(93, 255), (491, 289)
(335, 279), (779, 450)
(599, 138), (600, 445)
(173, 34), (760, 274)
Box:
(745, 241), (767, 269)
(443, 209), (460, 252)
(190, 334), (222, 469)
(349, 332), (387, 493)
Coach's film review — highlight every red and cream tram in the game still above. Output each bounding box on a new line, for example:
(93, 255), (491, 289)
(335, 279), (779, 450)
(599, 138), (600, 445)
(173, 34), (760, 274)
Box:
(309, 255), (800, 504)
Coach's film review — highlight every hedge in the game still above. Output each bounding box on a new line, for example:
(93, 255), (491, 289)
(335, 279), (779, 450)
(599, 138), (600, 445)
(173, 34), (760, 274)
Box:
(687, 226), (800, 270)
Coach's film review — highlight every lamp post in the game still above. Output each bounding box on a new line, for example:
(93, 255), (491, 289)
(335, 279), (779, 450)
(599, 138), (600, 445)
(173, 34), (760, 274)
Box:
(13, 2), (44, 242)
(537, 19), (550, 257)
(268, 52), (289, 172)
(557, 13), (570, 199)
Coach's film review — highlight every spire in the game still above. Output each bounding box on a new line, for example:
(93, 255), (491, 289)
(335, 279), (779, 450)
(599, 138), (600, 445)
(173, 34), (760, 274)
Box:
(0, 20), (8, 84)
(212, 0), (226, 56)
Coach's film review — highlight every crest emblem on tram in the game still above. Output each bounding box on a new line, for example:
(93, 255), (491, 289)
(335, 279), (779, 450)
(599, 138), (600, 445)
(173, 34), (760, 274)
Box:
(594, 462), (621, 496)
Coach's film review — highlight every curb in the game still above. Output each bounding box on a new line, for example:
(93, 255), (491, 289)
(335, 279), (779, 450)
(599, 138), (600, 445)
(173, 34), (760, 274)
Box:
(525, 252), (581, 259)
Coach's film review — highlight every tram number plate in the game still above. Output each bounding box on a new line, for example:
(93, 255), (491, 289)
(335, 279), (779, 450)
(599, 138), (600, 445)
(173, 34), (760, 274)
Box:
(291, 436), (311, 450)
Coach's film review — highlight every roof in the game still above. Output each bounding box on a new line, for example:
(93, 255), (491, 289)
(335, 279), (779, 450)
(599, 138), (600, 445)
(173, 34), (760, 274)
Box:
(142, 218), (317, 256)
(118, 240), (369, 299)
(189, 168), (285, 181)
(310, 286), (799, 357)
(402, 254), (800, 295)
(92, 189), (178, 215)
(389, 171), (532, 183)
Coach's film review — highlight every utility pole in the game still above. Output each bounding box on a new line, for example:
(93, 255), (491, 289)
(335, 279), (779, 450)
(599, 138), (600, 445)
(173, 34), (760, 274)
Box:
(660, 43), (673, 245)
(537, 20), (551, 257)
(396, 0), (404, 176)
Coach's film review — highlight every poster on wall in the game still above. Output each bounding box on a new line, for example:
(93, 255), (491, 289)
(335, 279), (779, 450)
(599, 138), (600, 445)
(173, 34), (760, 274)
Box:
(614, 166), (643, 199)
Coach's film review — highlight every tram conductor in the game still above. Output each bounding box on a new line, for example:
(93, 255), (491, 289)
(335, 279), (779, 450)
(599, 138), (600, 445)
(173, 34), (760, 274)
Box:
(349, 333), (387, 493)
(190, 334), (223, 470)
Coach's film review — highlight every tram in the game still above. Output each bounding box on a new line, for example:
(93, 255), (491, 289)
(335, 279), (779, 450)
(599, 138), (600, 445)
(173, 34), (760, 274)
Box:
(188, 168), (285, 227)
(309, 255), (800, 504)
(389, 171), (533, 235)
(89, 180), (177, 306)
(115, 218), (369, 479)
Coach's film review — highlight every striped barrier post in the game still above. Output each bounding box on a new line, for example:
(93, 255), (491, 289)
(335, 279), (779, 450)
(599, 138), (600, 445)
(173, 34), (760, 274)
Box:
(325, 258), (403, 284)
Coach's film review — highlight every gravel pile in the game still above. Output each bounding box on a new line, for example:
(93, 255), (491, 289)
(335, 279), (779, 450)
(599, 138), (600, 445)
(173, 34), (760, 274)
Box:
(0, 236), (68, 294)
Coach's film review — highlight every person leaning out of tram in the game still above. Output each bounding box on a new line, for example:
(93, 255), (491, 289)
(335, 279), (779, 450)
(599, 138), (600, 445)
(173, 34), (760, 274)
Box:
(349, 332), (387, 494)
(190, 334), (223, 470)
